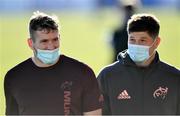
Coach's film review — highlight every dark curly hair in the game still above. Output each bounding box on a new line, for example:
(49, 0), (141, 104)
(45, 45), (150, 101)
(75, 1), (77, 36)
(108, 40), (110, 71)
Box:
(29, 11), (59, 42)
(127, 13), (160, 39)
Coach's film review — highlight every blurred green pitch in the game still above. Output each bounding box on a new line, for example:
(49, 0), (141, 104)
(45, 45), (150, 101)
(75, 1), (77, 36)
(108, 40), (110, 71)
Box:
(0, 9), (180, 114)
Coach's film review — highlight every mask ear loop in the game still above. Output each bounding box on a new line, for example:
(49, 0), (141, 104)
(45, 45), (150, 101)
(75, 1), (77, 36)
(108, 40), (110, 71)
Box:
(148, 38), (158, 59)
(150, 38), (157, 48)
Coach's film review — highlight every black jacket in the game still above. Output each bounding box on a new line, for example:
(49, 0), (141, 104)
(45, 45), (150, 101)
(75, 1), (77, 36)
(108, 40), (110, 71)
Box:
(97, 51), (180, 115)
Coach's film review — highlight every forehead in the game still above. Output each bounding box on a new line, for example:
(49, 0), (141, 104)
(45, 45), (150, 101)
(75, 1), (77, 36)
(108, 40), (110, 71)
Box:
(34, 30), (59, 39)
(129, 32), (152, 39)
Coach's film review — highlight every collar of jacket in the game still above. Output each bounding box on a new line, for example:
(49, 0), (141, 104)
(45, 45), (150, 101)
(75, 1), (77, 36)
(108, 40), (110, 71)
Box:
(117, 49), (160, 68)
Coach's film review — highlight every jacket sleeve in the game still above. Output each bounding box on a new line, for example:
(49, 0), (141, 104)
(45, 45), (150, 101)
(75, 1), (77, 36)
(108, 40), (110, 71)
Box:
(97, 70), (111, 115)
(4, 72), (19, 115)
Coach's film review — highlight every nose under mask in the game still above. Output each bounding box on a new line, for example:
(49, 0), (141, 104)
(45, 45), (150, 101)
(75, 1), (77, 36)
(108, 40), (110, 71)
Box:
(127, 41), (156, 63)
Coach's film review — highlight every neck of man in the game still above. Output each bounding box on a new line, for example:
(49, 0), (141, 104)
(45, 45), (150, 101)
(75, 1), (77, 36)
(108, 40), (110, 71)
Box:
(31, 56), (59, 67)
(135, 52), (156, 67)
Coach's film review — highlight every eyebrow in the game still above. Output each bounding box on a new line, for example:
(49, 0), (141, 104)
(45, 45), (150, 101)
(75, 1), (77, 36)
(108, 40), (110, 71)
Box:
(40, 37), (59, 41)
(140, 36), (148, 39)
(39, 39), (48, 42)
(129, 36), (135, 38)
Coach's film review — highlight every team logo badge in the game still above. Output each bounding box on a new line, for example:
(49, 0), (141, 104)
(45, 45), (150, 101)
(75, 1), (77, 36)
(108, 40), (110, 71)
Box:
(153, 87), (168, 99)
(117, 90), (131, 100)
(61, 81), (73, 90)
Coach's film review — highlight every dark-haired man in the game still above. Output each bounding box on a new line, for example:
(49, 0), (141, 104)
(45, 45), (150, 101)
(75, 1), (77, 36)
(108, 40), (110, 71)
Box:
(4, 11), (102, 115)
(98, 13), (180, 115)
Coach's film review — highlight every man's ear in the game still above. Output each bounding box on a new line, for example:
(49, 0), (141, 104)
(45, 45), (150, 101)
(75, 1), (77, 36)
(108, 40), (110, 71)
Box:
(156, 36), (161, 47)
(27, 38), (33, 50)
(154, 36), (161, 50)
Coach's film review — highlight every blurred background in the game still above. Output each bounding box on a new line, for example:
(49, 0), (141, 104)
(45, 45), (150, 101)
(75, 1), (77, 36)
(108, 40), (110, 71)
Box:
(0, 0), (180, 114)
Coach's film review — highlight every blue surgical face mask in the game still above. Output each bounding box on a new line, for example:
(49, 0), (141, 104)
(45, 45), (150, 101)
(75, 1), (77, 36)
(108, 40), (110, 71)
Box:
(36, 48), (60, 64)
(127, 42), (156, 63)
